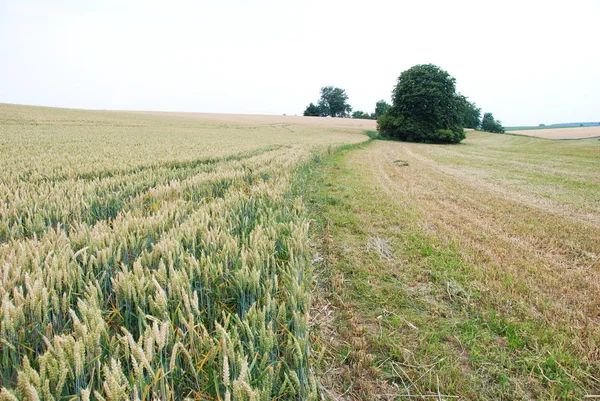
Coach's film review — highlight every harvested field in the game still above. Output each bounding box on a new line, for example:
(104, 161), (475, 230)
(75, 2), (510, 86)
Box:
(508, 125), (600, 139)
(307, 132), (600, 399)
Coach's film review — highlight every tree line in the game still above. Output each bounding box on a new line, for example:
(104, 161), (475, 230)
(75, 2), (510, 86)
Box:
(303, 64), (505, 144)
(303, 87), (389, 120)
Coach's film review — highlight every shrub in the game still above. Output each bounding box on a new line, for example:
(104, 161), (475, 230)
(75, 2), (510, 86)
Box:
(481, 112), (505, 133)
(377, 64), (465, 144)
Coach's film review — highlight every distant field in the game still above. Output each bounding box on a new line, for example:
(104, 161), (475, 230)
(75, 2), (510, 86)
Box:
(506, 126), (555, 131)
(0, 103), (366, 400)
(507, 122), (600, 131)
(507, 125), (600, 139)
(131, 110), (378, 131)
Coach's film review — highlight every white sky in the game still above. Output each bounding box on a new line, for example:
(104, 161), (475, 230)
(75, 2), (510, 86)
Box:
(1, 0), (599, 126)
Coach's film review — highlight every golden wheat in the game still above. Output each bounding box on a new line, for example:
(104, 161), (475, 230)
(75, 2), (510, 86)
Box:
(0, 104), (366, 400)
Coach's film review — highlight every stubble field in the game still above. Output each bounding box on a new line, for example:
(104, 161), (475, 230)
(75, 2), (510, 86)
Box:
(507, 125), (600, 139)
(308, 131), (600, 400)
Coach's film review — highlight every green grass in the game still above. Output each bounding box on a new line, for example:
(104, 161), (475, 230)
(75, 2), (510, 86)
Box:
(430, 132), (600, 216)
(305, 135), (600, 400)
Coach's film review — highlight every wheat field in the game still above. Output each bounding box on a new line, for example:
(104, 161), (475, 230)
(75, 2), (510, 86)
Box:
(0, 104), (366, 401)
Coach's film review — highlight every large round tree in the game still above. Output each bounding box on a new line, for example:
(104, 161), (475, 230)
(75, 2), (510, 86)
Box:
(378, 64), (465, 144)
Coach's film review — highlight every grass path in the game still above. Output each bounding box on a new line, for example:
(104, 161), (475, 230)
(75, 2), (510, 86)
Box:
(308, 135), (600, 400)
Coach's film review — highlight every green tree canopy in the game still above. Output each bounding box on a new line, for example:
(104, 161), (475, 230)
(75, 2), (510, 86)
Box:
(480, 112), (505, 133)
(303, 102), (321, 117)
(457, 95), (481, 129)
(374, 100), (391, 118)
(352, 110), (370, 119)
(377, 64), (465, 144)
(317, 86), (352, 117)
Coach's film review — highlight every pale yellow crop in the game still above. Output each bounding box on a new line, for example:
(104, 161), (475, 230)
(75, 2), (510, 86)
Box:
(0, 104), (367, 400)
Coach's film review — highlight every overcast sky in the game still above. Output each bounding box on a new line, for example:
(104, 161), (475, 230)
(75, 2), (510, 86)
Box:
(1, 0), (598, 125)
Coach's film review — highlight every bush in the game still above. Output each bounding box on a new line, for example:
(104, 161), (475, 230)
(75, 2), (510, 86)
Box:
(303, 102), (322, 117)
(378, 109), (465, 144)
(352, 110), (375, 119)
(378, 64), (465, 144)
(481, 112), (505, 133)
(434, 129), (465, 144)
